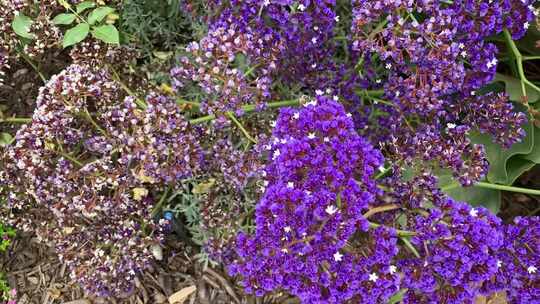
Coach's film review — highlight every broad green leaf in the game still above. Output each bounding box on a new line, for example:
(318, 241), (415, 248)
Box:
(63, 23), (90, 48)
(12, 14), (34, 39)
(87, 6), (115, 25)
(438, 172), (502, 214)
(76, 1), (95, 13)
(52, 13), (77, 25)
(495, 73), (540, 103)
(91, 24), (119, 44)
(0, 133), (14, 147)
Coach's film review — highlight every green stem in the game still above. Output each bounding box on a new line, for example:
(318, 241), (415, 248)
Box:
(523, 56), (540, 61)
(151, 187), (171, 218)
(401, 237), (421, 258)
(0, 117), (32, 123)
(475, 182), (540, 196)
(368, 222), (417, 237)
(503, 29), (540, 97)
(56, 150), (83, 167)
(176, 99), (201, 109)
(108, 65), (147, 109)
(18, 51), (46, 82)
(189, 99), (300, 125)
(226, 112), (258, 144)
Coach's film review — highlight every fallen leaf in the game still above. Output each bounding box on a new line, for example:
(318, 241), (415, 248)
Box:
(168, 285), (196, 304)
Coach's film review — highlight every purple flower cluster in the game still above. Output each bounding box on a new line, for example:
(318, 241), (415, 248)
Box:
(0, 64), (203, 296)
(348, 0), (532, 185)
(400, 200), (503, 303)
(229, 97), (404, 303)
(183, 0), (338, 88)
(484, 216), (540, 303)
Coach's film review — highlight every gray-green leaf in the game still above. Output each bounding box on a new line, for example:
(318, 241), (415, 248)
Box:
(76, 1), (95, 13)
(63, 23), (90, 48)
(0, 133), (14, 147)
(91, 25), (119, 44)
(87, 6), (115, 25)
(12, 14), (34, 39)
(52, 13), (77, 25)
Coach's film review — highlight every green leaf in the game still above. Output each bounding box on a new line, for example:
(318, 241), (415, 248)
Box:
(76, 1), (95, 13)
(438, 172), (502, 214)
(52, 13), (77, 25)
(495, 73), (540, 103)
(0, 133), (14, 147)
(388, 289), (408, 304)
(63, 23), (90, 48)
(87, 6), (115, 25)
(12, 14), (34, 39)
(91, 25), (119, 44)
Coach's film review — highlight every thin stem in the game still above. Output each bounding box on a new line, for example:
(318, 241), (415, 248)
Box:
(401, 237), (421, 258)
(368, 222), (417, 237)
(17, 51), (46, 82)
(523, 56), (540, 61)
(375, 166), (392, 179)
(151, 187), (171, 218)
(55, 150), (83, 167)
(503, 29), (540, 98)
(226, 112), (258, 144)
(0, 117), (32, 123)
(176, 98), (201, 109)
(475, 182), (540, 196)
(363, 204), (400, 219)
(108, 65), (147, 109)
(190, 99), (300, 125)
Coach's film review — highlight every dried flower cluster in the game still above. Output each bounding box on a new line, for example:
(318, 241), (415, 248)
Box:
(0, 64), (202, 296)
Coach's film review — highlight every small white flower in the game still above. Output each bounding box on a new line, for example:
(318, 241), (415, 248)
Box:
(346, 113), (352, 117)
(312, 37), (318, 44)
(469, 208), (478, 217)
(447, 123), (457, 129)
(395, 91), (400, 97)
(293, 112), (300, 120)
(376, 79), (382, 84)
(524, 22), (530, 30)
(471, 90), (476, 96)
(389, 265), (397, 275)
(284, 226), (292, 233)
(333, 95), (339, 101)
(497, 260), (503, 268)
(287, 182), (295, 189)
(323, 137), (330, 142)
(270, 121), (276, 127)
(315, 89), (324, 96)
(528, 265), (537, 274)
(458, 43), (465, 49)
(281, 248), (289, 253)
(333, 251), (343, 262)
(305, 99), (318, 107)
(272, 149), (281, 160)
(385, 63), (392, 69)
(461, 51), (467, 57)
(263, 0), (271, 6)
(378, 165), (386, 172)
(335, 15), (340, 22)
(263, 180), (269, 186)
(298, 4), (306, 11)
(308, 133), (316, 139)
(325, 205), (338, 215)
(368, 272), (379, 282)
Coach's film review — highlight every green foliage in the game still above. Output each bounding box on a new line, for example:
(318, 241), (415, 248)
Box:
(119, 0), (193, 58)
(11, 14), (34, 39)
(63, 23), (90, 48)
(52, 13), (77, 25)
(53, 1), (120, 48)
(91, 24), (120, 44)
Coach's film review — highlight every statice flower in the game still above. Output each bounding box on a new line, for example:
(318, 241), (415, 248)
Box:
(399, 199), (503, 303)
(0, 64), (202, 297)
(230, 97), (403, 303)
(202, 0), (338, 88)
(483, 217), (540, 303)
(170, 26), (278, 116)
(348, 0), (531, 185)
